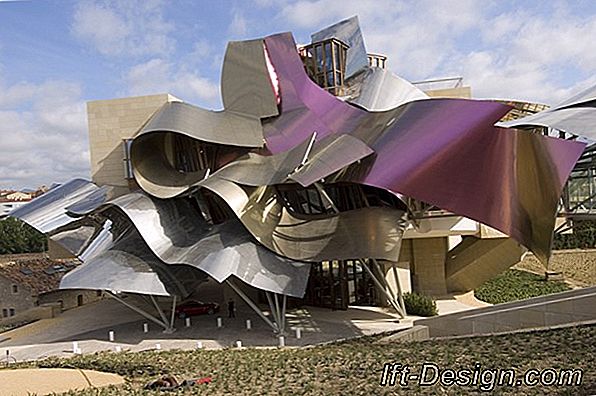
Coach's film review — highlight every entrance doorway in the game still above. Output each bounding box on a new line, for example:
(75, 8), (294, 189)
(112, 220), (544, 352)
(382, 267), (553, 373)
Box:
(304, 259), (379, 310)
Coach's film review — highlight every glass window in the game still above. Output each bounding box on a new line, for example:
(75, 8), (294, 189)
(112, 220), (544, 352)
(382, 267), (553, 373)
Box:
(334, 42), (341, 70)
(315, 45), (323, 72)
(324, 42), (332, 72)
(2, 309), (7, 318)
(12, 284), (18, 294)
(9, 308), (15, 317)
(326, 71), (335, 87)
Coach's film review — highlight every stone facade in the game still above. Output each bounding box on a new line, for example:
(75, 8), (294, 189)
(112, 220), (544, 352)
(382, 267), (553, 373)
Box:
(409, 237), (449, 296)
(0, 274), (36, 318)
(87, 94), (179, 188)
(39, 289), (103, 311)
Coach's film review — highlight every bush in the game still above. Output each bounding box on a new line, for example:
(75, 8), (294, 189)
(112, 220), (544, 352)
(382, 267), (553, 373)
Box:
(403, 292), (438, 317)
(475, 269), (570, 304)
(554, 220), (596, 249)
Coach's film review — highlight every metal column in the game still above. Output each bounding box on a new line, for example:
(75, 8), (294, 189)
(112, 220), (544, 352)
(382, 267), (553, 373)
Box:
(106, 292), (170, 331)
(225, 279), (279, 333)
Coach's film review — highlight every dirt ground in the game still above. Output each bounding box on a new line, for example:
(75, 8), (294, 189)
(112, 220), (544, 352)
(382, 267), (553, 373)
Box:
(514, 249), (596, 286)
(0, 368), (124, 396)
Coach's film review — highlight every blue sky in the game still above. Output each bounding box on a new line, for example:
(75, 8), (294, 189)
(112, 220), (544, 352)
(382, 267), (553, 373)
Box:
(1, 0), (596, 189)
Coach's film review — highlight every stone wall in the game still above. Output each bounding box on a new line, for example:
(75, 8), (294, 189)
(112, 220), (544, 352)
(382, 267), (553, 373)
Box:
(0, 275), (36, 318)
(39, 289), (103, 311)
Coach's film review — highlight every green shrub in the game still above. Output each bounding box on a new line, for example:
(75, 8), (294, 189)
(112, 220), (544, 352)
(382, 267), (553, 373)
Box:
(554, 219), (596, 249)
(475, 269), (570, 304)
(402, 292), (438, 317)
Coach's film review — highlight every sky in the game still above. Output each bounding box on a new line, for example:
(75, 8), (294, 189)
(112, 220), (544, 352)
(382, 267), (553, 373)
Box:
(1, 0), (596, 190)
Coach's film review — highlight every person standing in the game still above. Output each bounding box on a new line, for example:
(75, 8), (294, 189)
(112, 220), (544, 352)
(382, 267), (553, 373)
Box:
(227, 298), (235, 318)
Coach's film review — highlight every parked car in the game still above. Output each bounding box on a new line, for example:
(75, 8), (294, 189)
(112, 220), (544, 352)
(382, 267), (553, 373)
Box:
(175, 300), (220, 318)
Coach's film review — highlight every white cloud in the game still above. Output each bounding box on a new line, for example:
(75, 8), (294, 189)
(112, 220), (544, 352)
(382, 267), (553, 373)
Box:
(125, 58), (220, 108)
(228, 8), (248, 38)
(71, 0), (174, 58)
(275, 0), (596, 105)
(0, 80), (89, 189)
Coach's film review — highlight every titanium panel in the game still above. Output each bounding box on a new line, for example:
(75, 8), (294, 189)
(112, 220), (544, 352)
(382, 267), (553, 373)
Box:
(290, 134), (374, 186)
(263, 33), (585, 262)
(104, 193), (311, 298)
(66, 185), (116, 216)
(311, 15), (368, 79)
(138, 101), (264, 147)
(61, 251), (173, 296)
(213, 135), (312, 186)
(347, 67), (429, 111)
(199, 178), (407, 262)
(221, 39), (279, 118)
(60, 214), (208, 297)
(131, 101), (261, 198)
(500, 84), (596, 139)
(9, 179), (100, 233)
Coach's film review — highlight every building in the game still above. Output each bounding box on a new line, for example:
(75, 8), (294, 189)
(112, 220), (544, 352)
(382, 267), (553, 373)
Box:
(9, 16), (593, 333)
(0, 187), (48, 217)
(0, 254), (101, 321)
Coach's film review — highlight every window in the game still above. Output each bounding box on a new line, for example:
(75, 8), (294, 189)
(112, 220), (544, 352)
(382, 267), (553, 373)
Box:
(123, 139), (134, 179)
(9, 308), (15, 317)
(12, 284), (18, 294)
(2, 309), (7, 318)
(302, 38), (348, 96)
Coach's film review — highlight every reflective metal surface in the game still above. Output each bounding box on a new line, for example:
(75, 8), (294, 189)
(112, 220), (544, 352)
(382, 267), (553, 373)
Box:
(500, 83), (596, 139)
(66, 185), (116, 216)
(138, 101), (264, 147)
(346, 67), (429, 111)
(290, 134), (374, 186)
(9, 179), (100, 233)
(262, 32), (586, 262)
(311, 15), (368, 79)
(104, 193), (311, 298)
(213, 135), (312, 186)
(61, 223), (207, 297)
(199, 178), (406, 262)
(222, 39), (279, 118)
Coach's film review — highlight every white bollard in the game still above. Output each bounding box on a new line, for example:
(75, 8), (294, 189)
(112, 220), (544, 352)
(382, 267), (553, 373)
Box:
(295, 327), (302, 339)
(185, 317), (191, 327)
(155, 343), (161, 350)
(196, 341), (203, 349)
(72, 341), (78, 353)
(143, 323), (149, 333)
(278, 335), (285, 348)
(108, 331), (114, 342)
(246, 319), (251, 330)
(217, 317), (222, 328)
(115, 346), (122, 352)
(236, 340), (242, 348)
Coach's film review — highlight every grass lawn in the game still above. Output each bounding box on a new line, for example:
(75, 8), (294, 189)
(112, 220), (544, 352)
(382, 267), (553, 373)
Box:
(475, 269), (571, 304)
(7, 324), (595, 395)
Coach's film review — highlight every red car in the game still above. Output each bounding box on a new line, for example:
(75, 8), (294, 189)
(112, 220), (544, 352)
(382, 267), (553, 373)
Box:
(175, 300), (220, 318)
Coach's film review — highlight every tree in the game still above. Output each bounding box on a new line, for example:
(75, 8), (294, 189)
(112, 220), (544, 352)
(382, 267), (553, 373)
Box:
(0, 217), (47, 254)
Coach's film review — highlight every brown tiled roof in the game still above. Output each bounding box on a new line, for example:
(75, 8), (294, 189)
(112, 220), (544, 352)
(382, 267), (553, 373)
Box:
(0, 254), (79, 295)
